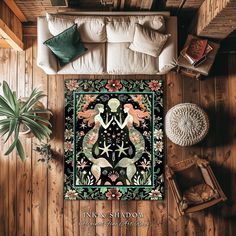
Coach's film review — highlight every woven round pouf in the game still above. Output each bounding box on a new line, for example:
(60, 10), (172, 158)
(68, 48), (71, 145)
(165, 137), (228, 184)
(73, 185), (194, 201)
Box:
(165, 103), (209, 146)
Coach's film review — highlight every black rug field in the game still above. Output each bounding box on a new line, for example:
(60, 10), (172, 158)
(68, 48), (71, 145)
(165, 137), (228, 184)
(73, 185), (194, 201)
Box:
(64, 79), (164, 200)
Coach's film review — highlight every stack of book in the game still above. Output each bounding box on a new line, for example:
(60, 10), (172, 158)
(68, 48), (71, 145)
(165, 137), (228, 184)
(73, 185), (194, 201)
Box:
(181, 35), (213, 67)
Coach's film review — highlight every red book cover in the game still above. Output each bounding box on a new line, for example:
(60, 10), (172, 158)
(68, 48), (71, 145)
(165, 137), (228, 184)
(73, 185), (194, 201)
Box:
(185, 38), (208, 61)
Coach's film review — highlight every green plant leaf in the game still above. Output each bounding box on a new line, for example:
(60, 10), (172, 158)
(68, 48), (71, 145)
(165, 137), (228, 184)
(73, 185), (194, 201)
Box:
(0, 118), (12, 126)
(4, 125), (19, 156)
(0, 123), (10, 136)
(4, 132), (19, 156)
(20, 89), (46, 113)
(12, 91), (17, 105)
(22, 114), (51, 126)
(14, 98), (20, 116)
(26, 94), (46, 111)
(19, 88), (37, 112)
(0, 96), (15, 115)
(4, 139), (18, 155)
(4, 118), (17, 143)
(21, 116), (51, 140)
(2, 81), (16, 110)
(29, 128), (44, 140)
(16, 140), (25, 161)
(0, 120), (11, 136)
(0, 108), (15, 118)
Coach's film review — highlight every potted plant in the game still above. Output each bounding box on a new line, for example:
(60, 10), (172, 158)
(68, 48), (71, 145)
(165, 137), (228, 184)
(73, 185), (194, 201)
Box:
(0, 81), (52, 161)
(34, 142), (54, 170)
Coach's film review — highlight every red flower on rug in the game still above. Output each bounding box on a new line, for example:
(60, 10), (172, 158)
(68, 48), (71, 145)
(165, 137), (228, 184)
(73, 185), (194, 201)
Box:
(105, 80), (122, 92)
(105, 188), (122, 200)
(148, 80), (161, 91)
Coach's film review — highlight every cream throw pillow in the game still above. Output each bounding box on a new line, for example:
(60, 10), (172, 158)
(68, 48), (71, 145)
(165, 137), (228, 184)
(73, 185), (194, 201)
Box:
(46, 13), (75, 36)
(106, 15), (166, 43)
(129, 24), (170, 57)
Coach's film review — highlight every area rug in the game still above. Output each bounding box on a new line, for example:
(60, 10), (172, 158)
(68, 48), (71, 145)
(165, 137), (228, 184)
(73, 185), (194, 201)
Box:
(64, 79), (164, 200)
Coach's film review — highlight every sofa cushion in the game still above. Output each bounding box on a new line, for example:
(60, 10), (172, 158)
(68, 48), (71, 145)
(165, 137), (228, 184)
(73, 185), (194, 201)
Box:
(58, 43), (105, 74)
(46, 13), (76, 36)
(106, 42), (158, 74)
(46, 13), (106, 43)
(44, 24), (87, 67)
(129, 24), (170, 57)
(74, 16), (106, 43)
(106, 15), (165, 43)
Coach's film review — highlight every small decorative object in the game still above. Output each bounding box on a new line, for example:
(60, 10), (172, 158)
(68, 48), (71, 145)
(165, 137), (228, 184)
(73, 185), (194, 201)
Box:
(183, 35), (210, 67)
(166, 156), (227, 215)
(64, 79), (164, 200)
(0, 81), (52, 161)
(177, 34), (220, 79)
(34, 142), (54, 170)
(165, 103), (209, 146)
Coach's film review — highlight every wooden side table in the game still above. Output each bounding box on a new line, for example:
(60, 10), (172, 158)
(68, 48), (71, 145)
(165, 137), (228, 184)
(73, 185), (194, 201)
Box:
(177, 35), (220, 79)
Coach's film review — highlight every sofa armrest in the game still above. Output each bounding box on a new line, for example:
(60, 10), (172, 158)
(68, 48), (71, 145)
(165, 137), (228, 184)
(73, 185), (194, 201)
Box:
(158, 16), (177, 74)
(37, 16), (58, 74)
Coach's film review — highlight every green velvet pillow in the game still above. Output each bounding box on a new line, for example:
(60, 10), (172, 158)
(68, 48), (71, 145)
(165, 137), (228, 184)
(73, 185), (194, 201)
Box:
(44, 24), (87, 67)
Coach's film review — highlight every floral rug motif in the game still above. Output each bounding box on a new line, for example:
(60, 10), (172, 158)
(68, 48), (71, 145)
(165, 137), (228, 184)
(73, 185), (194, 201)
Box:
(64, 79), (164, 200)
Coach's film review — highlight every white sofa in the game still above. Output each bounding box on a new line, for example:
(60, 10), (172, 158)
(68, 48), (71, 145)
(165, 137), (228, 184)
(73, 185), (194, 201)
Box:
(37, 12), (177, 75)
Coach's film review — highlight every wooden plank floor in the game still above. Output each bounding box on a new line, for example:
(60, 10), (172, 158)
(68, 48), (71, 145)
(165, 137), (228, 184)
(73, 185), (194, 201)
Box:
(0, 37), (236, 236)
